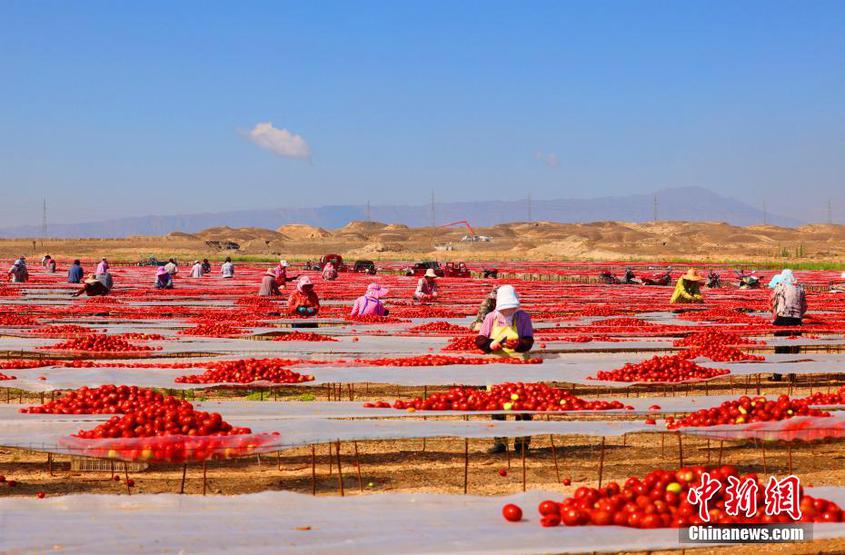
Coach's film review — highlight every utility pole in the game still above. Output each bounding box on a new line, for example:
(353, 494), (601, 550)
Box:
(652, 195), (658, 222)
(762, 200), (767, 225)
(41, 197), (47, 242)
(366, 200), (371, 222)
(527, 194), (532, 223)
(430, 190), (436, 228)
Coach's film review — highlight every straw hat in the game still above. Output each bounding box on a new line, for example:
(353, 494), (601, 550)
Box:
(84, 274), (99, 285)
(424, 269), (438, 278)
(680, 268), (705, 282)
(495, 285), (520, 310)
(279, 260), (289, 267)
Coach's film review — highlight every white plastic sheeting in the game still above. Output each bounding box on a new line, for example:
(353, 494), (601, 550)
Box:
(3, 489), (845, 554)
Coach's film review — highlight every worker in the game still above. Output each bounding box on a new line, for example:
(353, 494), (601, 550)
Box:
(414, 269), (439, 301)
(201, 259), (212, 274)
(67, 260), (84, 284)
(42, 255), (56, 273)
(288, 276), (320, 317)
(321, 261), (338, 281)
(669, 268), (705, 304)
(164, 258), (178, 275)
(258, 269), (282, 297)
(221, 257), (234, 279)
(155, 266), (173, 289)
(96, 257), (109, 276)
(272, 259), (298, 288)
(350, 283), (389, 317)
(474, 285), (535, 454)
(772, 270), (806, 326)
(190, 260), (204, 278)
(470, 286), (499, 331)
(72, 274), (110, 297)
(7, 257), (28, 283)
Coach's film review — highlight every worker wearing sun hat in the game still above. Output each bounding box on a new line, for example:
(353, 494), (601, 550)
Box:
(350, 283), (390, 317)
(288, 275), (320, 317)
(258, 268), (282, 297)
(190, 260), (204, 278)
(72, 274), (110, 297)
(670, 268), (705, 304)
(476, 284), (536, 454)
(155, 265), (173, 289)
(273, 259), (297, 286)
(414, 269), (439, 302)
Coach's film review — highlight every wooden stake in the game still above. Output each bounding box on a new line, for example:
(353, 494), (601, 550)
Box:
(521, 439), (527, 492)
(311, 445), (317, 496)
(202, 461), (208, 496)
(47, 453), (53, 476)
(787, 444), (793, 474)
(463, 439), (469, 494)
(180, 464), (187, 494)
(718, 441), (724, 465)
(328, 442), (333, 475)
(677, 433), (684, 467)
(597, 437), (606, 488)
(124, 462), (131, 496)
(549, 435), (561, 483)
(353, 441), (363, 492)
(335, 440), (345, 496)
(760, 440), (768, 474)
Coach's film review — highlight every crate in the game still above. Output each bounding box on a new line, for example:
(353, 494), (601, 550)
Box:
(70, 457), (148, 473)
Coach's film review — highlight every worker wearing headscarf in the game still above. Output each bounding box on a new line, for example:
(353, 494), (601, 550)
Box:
(190, 260), (204, 278)
(73, 274), (110, 297)
(768, 269), (795, 289)
(669, 269), (705, 304)
(475, 285), (535, 454)
(288, 276), (320, 316)
(155, 266), (173, 289)
(96, 258), (109, 276)
(350, 283), (389, 317)
(321, 261), (338, 281)
(272, 259), (297, 288)
(258, 269), (282, 297)
(221, 257), (234, 278)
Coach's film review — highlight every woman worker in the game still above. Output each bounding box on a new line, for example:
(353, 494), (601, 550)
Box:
(475, 285), (535, 454)
(669, 268), (705, 304)
(414, 269), (439, 302)
(258, 268), (282, 297)
(288, 276), (320, 317)
(350, 283), (389, 317)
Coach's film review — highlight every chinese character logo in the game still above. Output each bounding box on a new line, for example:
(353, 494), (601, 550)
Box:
(687, 471), (722, 522)
(765, 475), (802, 521)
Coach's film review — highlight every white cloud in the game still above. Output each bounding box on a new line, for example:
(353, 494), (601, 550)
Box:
(535, 151), (559, 168)
(246, 122), (311, 160)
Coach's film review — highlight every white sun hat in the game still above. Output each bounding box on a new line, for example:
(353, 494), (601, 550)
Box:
(495, 285), (520, 310)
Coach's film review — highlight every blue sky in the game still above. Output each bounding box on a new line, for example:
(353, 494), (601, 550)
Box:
(1, 0), (844, 226)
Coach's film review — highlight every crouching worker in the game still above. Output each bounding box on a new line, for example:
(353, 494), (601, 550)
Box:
(155, 266), (173, 289)
(670, 268), (705, 304)
(258, 269), (282, 297)
(73, 274), (109, 297)
(414, 269), (439, 302)
(475, 285), (535, 454)
(350, 283), (389, 317)
(288, 276), (320, 318)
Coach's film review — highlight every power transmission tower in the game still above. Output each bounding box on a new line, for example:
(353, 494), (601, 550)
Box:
(652, 195), (658, 222)
(41, 197), (47, 239)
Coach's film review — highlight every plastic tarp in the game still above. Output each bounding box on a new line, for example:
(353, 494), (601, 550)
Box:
(2, 489), (845, 554)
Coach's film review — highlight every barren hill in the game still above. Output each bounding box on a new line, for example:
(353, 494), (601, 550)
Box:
(4, 220), (845, 263)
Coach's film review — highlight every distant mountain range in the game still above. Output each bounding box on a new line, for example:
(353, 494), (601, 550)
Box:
(0, 187), (800, 238)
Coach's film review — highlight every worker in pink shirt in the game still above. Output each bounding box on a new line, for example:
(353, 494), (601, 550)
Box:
(95, 258), (109, 276)
(350, 283), (389, 317)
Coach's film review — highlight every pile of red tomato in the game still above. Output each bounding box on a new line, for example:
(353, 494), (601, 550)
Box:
(523, 465), (843, 528)
(369, 382), (631, 412)
(674, 329), (763, 348)
(679, 344), (764, 362)
(174, 358), (314, 384)
(353, 354), (542, 367)
(40, 334), (156, 353)
(272, 331), (337, 342)
(0, 372), (16, 381)
(666, 395), (832, 429)
(800, 387), (845, 406)
(442, 336), (480, 352)
(346, 314), (409, 324)
(407, 322), (471, 334)
(179, 323), (245, 337)
(0, 314), (39, 326)
(21, 385), (166, 414)
(590, 354), (730, 383)
(27, 324), (98, 336)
